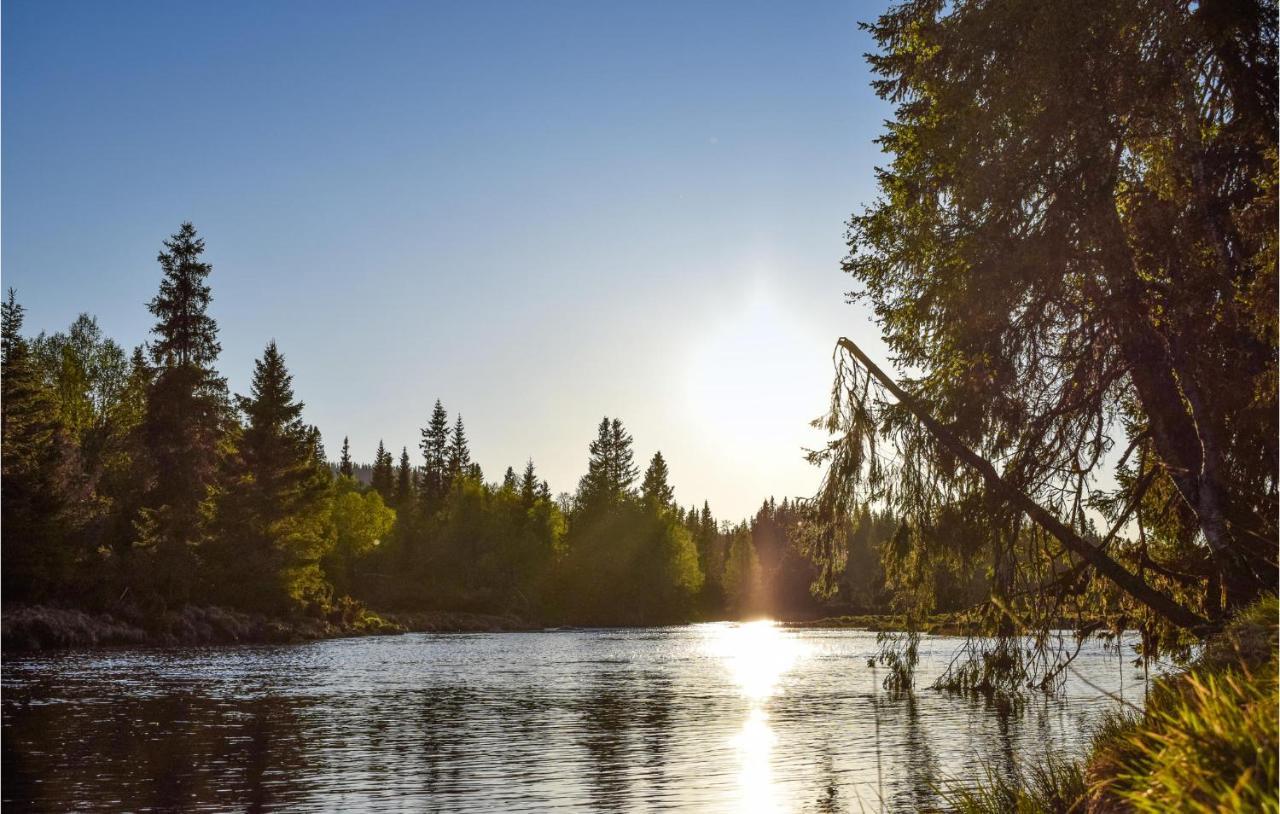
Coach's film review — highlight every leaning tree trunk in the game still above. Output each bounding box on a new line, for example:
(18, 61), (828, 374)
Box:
(836, 337), (1212, 633)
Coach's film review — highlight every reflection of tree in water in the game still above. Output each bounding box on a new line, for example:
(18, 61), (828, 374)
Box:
(577, 673), (635, 812)
(989, 692), (1022, 787)
(415, 686), (474, 795)
(809, 748), (848, 814)
(2, 687), (308, 811)
(887, 691), (938, 813)
(640, 673), (674, 768)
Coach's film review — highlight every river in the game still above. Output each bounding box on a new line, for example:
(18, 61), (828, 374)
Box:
(2, 622), (1153, 812)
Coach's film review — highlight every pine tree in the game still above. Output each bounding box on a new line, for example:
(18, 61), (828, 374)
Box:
(395, 447), (414, 507)
(211, 341), (332, 612)
(502, 466), (519, 492)
(447, 414), (471, 480)
(339, 436), (354, 478)
(641, 450), (674, 509)
(371, 440), (394, 500)
(141, 223), (228, 581)
(419, 399), (450, 505)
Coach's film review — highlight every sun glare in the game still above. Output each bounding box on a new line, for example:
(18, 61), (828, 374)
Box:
(685, 291), (826, 457)
(705, 620), (808, 814)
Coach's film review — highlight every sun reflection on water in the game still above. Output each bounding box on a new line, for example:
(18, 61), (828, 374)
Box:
(705, 620), (807, 814)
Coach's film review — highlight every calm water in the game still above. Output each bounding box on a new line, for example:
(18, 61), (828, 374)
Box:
(2, 623), (1153, 812)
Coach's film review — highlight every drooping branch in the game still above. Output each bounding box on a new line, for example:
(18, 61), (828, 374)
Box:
(835, 337), (1212, 633)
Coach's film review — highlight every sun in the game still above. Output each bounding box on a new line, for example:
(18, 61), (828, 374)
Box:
(684, 287), (828, 456)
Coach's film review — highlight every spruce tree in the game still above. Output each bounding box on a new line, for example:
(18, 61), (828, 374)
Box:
(502, 466), (519, 492)
(371, 440), (394, 499)
(419, 399), (450, 505)
(577, 416), (638, 511)
(395, 447), (414, 507)
(447, 414), (471, 480)
(339, 436), (354, 478)
(141, 223), (228, 585)
(211, 341), (332, 612)
(520, 459), (539, 508)
(608, 418), (638, 495)
(641, 451), (674, 509)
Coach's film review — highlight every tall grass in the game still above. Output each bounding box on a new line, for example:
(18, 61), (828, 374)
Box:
(940, 758), (1086, 813)
(1092, 667), (1277, 813)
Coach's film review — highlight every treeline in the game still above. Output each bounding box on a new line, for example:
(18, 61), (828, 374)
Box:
(1, 222), (903, 625)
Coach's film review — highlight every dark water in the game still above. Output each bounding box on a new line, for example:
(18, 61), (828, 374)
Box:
(2, 623), (1155, 812)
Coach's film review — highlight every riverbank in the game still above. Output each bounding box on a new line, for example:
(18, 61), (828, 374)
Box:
(943, 597), (1278, 813)
(0, 604), (536, 651)
(783, 613), (981, 636)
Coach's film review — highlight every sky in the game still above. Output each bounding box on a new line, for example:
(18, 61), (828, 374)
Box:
(2, 0), (895, 521)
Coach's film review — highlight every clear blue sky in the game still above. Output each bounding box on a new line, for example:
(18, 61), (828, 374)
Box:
(3, 0), (893, 520)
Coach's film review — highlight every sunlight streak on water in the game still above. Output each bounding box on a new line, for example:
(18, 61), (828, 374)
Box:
(705, 619), (806, 700)
(705, 620), (808, 813)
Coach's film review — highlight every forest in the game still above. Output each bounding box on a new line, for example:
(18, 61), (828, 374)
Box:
(1, 231), (918, 628)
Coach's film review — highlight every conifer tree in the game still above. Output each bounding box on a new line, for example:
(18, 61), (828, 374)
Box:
(211, 341), (332, 612)
(140, 223), (229, 600)
(447, 414), (471, 480)
(608, 418), (638, 496)
(419, 399), (450, 505)
(520, 459), (539, 508)
(306, 426), (328, 471)
(339, 436), (354, 478)
(641, 451), (674, 510)
(371, 440), (394, 499)
(502, 466), (519, 492)
(395, 447), (414, 507)
(1, 290), (77, 600)
(577, 416), (638, 511)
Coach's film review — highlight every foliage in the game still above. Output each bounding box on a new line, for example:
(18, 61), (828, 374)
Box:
(4, 225), (909, 626)
(810, 0), (1278, 690)
(722, 523), (761, 615)
(946, 596), (1279, 814)
(1, 290), (82, 602)
(325, 478), (395, 597)
(207, 341), (334, 614)
(1091, 596), (1279, 813)
(939, 757), (1085, 814)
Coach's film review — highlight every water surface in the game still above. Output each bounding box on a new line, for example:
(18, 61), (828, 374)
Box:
(2, 623), (1153, 812)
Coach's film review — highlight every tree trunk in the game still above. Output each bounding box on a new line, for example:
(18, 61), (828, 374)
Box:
(837, 337), (1212, 633)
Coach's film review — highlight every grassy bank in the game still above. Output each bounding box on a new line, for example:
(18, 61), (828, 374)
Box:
(942, 597), (1278, 814)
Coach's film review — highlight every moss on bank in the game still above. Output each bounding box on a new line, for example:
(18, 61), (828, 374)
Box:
(941, 597), (1279, 814)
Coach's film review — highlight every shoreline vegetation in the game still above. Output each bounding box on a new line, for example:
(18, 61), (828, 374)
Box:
(942, 597), (1278, 814)
(0, 603), (540, 651)
(1, 227), (915, 653)
(0, 605), (1005, 651)
(0, 605), (958, 652)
